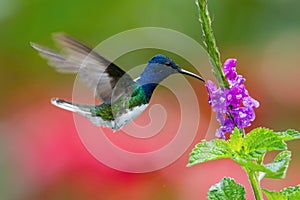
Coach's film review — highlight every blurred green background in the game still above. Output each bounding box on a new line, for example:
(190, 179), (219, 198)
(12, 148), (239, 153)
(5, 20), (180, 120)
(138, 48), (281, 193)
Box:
(1, 0), (300, 199)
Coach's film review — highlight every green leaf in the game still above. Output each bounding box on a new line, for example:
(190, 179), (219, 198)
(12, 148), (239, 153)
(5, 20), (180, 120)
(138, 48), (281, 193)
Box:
(281, 185), (300, 195)
(276, 129), (300, 141)
(187, 139), (231, 167)
(229, 128), (243, 152)
(244, 127), (287, 160)
(235, 151), (291, 180)
(207, 177), (246, 200)
(263, 185), (300, 200)
(281, 185), (300, 200)
(263, 151), (291, 179)
(262, 189), (287, 200)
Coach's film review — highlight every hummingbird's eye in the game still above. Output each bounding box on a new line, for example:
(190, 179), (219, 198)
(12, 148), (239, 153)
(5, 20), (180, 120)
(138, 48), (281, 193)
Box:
(164, 61), (171, 66)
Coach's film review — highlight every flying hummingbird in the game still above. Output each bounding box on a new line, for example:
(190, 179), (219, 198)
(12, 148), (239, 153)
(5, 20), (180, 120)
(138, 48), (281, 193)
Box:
(31, 33), (204, 130)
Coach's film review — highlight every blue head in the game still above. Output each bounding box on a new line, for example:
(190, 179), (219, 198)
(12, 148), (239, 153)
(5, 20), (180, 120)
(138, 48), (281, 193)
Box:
(148, 54), (178, 68)
(138, 54), (204, 84)
(137, 54), (204, 100)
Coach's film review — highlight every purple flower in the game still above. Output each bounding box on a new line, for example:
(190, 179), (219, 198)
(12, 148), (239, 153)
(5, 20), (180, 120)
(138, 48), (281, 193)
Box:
(231, 107), (256, 129)
(206, 80), (229, 113)
(243, 96), (260, 108)
(223, 58), (237, 82)
(226, 84), (248, 108)
(216, 117), (235, 139)
(205, 58), (259, 139)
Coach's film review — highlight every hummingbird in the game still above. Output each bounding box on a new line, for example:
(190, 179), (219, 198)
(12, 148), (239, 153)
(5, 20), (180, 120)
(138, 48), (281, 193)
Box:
(31, 33), (204, 130)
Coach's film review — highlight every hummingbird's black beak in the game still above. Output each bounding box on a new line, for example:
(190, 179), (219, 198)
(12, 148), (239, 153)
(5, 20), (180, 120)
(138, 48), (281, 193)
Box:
(178, 68), (205, 82)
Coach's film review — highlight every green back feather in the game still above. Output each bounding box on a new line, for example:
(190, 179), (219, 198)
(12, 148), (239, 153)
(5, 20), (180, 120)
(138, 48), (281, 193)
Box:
(90, 86), (148, 121)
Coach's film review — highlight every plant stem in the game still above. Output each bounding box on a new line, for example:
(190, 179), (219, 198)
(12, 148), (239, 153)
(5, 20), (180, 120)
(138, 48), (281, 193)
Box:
(245, 167), (264, 200)
(240, 128), (246, 138)
(196, 0), (229, 88)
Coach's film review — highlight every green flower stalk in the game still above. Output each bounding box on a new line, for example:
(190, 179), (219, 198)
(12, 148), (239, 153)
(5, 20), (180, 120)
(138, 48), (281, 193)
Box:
(195, 0), (229, 88)
(245, 168), (264, 200)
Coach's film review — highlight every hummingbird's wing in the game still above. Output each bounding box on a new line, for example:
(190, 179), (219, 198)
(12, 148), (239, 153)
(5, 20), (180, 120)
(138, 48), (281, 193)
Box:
(31, 33), (136, 104)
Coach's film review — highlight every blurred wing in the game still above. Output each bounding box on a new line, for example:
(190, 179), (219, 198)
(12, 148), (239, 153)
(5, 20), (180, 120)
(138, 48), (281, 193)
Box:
(31, 33), (136, 104)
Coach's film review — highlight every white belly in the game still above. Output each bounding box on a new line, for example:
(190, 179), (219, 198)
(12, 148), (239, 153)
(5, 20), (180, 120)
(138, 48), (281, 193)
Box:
(86, 104), (149, 130)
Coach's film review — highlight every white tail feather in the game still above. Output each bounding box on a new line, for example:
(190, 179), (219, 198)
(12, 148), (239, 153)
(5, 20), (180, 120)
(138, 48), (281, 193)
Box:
(50, 98), (116, 129)
(50, 98), (149, 130)
(51, 98), (91, 115)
